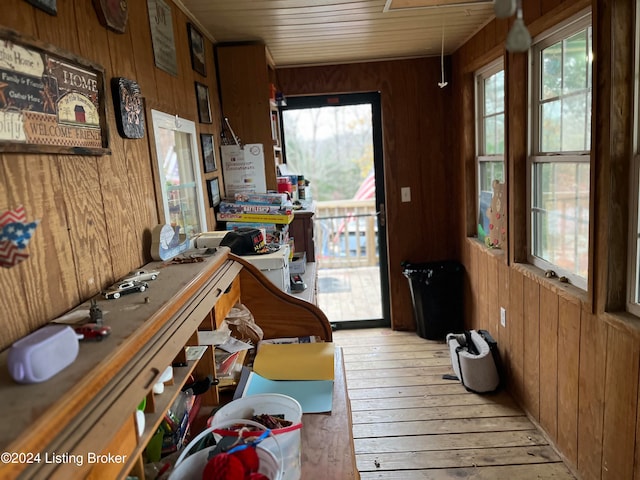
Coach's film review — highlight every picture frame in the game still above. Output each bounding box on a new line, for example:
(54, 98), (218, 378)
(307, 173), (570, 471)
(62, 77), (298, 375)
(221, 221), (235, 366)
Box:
(200, 133), (217, 173)
(207, 177), (221, 208)
(187, 23), (206, 76)
(0, 26), (110, 155)
(195, 82), (212, 124)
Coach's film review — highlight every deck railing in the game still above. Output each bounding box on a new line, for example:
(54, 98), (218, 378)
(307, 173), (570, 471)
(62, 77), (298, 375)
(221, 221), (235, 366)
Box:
(313, 199), (378, 268)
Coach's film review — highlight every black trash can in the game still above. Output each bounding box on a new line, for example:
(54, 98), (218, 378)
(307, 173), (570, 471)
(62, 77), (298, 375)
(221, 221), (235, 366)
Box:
(402, 260), (465, 340)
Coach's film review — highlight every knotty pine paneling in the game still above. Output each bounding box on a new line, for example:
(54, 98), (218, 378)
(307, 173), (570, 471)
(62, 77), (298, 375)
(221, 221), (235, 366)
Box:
(508, 269), (524, 402)
(278, 59), (459, 331)
(577, 311), (606, 480)
(477, 250), (489, 331)
(522, 276), (540, 420)
(601, 328), (639, 480)
(497, 259), (510, 363)
(0, 0), (222, 350)
(537, 285), (559, 442)
(486, 253), (501, 336)
(556, 297), (581, 467)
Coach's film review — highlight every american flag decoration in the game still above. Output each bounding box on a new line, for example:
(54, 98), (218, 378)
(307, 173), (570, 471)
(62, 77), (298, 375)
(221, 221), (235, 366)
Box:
(0, 205), (39, 268)
(353, 169), (376, 201)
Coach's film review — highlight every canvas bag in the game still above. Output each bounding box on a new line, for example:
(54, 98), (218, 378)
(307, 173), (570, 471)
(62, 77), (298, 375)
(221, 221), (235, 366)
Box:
(446, 329), (501, 393)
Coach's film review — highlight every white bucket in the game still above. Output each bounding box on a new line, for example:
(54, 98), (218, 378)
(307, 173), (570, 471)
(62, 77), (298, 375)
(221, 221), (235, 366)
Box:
(210, 394), (303, 480)
(169, 419), (283, 480)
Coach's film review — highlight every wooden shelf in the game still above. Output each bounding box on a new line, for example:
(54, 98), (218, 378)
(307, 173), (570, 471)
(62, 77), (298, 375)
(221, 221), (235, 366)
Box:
(120, 359), (203, 478)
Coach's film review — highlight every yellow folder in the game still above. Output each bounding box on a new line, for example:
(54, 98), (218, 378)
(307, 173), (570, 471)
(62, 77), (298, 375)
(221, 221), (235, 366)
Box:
(253, 342), (335, 381)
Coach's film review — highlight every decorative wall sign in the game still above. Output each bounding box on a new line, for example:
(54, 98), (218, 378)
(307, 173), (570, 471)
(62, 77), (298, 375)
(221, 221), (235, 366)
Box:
(200, 133), (216, 172)
(0, 205), (39, 268)
(111, 77), (144, 138)
(25, 0), (57, 16)
(207, 178), (221, 208)
(93, 0), (129, 34)
(147, 0), (178, 76)
(0, 28), (109, 155)
(195, 82), (211, 124)
(187, 23), (206, 77)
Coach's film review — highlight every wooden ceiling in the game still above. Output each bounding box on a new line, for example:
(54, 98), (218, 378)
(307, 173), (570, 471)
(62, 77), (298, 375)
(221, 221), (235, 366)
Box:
(177, 0), (497, 66)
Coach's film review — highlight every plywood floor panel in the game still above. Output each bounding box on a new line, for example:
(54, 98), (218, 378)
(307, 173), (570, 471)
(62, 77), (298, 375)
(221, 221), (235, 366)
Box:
(333, 328), (576, 479)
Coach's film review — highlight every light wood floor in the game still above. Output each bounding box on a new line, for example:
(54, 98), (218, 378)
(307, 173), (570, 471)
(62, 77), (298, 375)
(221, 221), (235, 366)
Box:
(332, 328), (577, 480)
(317, 266), (382, 322)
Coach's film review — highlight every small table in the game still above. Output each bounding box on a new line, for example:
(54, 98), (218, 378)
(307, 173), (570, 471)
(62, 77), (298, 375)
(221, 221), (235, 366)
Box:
(300, 347), (360, 479)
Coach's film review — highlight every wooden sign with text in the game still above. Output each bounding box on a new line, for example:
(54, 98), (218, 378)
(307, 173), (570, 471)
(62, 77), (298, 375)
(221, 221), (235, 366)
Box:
(0, 28), (110, 155)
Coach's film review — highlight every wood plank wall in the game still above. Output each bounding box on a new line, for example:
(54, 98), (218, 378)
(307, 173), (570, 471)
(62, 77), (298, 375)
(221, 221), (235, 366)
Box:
(454, 0), (640, 478)
(0, 0), (223, 350)
(277, 59), (459, 331)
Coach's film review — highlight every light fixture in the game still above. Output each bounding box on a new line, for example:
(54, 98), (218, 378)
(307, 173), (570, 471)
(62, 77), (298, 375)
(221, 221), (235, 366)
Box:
(438, 20), (448, 88)
(494, 0), (515, 18)
(505, 0), (531, 52)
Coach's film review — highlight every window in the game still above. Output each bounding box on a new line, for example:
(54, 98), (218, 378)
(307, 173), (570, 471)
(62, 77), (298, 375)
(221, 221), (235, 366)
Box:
(529, 14), (592, 289)
(475, 61), (505, 244)
(151, 110), (208, 238)
(628, 0), (640, 315)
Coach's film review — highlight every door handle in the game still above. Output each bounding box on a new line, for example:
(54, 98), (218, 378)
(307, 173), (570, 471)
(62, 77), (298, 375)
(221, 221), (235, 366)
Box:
(378, 203), (385, 227)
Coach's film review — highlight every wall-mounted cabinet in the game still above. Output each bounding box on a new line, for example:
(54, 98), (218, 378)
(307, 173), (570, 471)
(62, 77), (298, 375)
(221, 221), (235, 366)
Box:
(216, 44), (283, 191)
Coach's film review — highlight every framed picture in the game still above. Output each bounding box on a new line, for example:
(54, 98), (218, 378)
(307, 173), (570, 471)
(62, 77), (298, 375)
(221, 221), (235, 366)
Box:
(200, 133), (217, 173)
(207, 178), (221, 208)
(187, 23), (206, 76)
(195, 82), (212, 124)
(0, 26), (109, 155)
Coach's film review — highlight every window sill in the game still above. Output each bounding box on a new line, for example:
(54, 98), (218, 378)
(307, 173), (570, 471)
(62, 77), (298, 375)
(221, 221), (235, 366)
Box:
(466, 237), (507, 261)
(511, 262), (588, 307)
(602, 311), (640, 341)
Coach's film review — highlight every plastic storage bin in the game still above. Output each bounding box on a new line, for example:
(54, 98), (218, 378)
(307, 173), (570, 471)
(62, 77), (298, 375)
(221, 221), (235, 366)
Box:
(402, 260), (465, 340)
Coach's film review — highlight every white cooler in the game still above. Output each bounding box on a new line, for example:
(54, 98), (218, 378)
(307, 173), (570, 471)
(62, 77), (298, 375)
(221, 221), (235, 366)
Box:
(193, 231), (228, 249)
(242, 244), (290, 293)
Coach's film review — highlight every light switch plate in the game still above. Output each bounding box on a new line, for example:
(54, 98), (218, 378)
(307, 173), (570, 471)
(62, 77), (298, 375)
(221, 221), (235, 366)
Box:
(401, 187), (411, 203)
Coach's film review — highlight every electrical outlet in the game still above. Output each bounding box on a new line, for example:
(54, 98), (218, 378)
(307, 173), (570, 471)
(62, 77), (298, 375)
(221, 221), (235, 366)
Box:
(500, 307), (506, 327)
(401, 187), (411, 203)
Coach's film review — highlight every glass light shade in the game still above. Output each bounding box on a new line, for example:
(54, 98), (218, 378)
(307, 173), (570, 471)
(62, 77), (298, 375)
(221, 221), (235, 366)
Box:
(494, 0), (515, 18)
(506, 17), (532, 52)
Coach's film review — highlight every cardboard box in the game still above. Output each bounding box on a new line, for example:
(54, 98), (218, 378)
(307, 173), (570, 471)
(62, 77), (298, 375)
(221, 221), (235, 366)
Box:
(289, 251), (306, 274)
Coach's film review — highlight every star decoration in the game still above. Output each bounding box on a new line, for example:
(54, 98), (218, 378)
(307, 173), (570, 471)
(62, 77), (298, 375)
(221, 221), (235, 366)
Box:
(0, 206), (39, 268)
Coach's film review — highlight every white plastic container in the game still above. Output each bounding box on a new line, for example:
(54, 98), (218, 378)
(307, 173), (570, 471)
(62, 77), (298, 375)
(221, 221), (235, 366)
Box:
(210, 394), (302, 480)
(241, 244), (291, 292)
(170, 419), (283, 480)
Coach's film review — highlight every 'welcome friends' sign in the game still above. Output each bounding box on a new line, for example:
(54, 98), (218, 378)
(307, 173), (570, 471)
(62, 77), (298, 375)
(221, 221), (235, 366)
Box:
(0, 28), (109, 155)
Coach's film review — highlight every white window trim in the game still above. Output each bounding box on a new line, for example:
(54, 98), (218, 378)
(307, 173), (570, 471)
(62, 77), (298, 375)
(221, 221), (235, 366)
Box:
(475, 58), (505, 239)
(151, 109), (208, 236)
(526, 11), (592, 291)
(626, 0), (640, 316)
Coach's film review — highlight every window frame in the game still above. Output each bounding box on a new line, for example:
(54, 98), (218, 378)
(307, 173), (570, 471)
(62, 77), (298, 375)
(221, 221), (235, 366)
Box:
(150, 109), (208, 238)
(475, 58), (505, 243)
(626, 0), (640, 316)
(527, 12), (593, 290)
